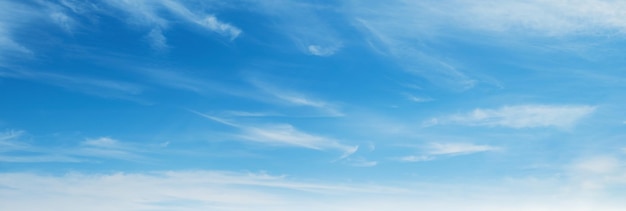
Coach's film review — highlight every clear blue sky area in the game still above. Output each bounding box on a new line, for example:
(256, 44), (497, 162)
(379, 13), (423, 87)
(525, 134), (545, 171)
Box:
(1, 1), (626, 210)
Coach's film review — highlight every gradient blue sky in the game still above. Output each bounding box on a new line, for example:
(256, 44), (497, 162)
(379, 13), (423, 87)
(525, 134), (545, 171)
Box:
(2, 0), (626, 210)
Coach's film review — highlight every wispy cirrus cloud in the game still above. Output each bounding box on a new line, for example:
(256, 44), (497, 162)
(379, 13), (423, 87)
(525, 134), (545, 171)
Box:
(246, 1), (343, 56)
(248, 78), (343, 117)
(0, 130), (27, 151)
(0, 130), (158, 163)
(348, 1), (626, 91)
(426, 105), (596, 129)
(0, 1), (36, 64)
(457, 0), (626, 36)
(192, 111), (358, 158)
(102, 0), (241, 49)
(397, 142), (499, 162)
(427, 142), (500, 155)
(0, 68), (144, 99)
(351, 1), (626, 41)
(404, 93), (433, 103)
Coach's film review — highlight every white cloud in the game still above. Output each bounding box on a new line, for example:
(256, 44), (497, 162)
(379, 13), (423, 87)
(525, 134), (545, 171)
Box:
(248, 1), (342, 56)
(354, 16), (477, 91)
(0, 170), (410, 211)
(0, 1), (35, 64)
(307, 45), (340, 56)
(427, 142), (499, 155)
(146, 28), (168, 50)
(568, 155), (626, 190)
(349, 0), (626, 90)
(352, 1), (626, 38)
(2, 169), (626, 211)
(0, 69), (144, 99)
(82, 137), (121, 148)
(198, 15), (242, 40)
(102, 0), (242, 46)
(397, 142), (498, 162)
(0, 130), (24, 142)
(0, 132), (158, 163)
(193, 113), (357, 157)
(248, 78), (343, 116)
(429, 105), (596, 129)
(343, 157), (378, 167)
(397, 155), (434, 162)
(573, 156), (619, 175)
(405, 94), (433, 103)
(238, 124), (359, 158)
(458, 0), (626, 36)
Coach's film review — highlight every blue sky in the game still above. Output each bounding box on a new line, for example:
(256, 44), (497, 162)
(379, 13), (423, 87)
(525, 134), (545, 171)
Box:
(1, 0), (626, 210)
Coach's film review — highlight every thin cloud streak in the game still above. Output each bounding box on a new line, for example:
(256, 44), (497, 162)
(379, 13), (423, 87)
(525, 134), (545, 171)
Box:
(427, 142), (499, 155)
(193, 112), (357, 157)
(0, 68), (143, 98)
(426, 105), (596, 129)
(248, 78), (344, 116)
(397, 142), (499, 162)
(0, 132), (157, 163)
(102, 0), (241, 48)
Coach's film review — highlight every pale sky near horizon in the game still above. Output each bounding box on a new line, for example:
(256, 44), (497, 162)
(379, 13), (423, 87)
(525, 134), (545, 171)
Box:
(1, 0), (626, 210)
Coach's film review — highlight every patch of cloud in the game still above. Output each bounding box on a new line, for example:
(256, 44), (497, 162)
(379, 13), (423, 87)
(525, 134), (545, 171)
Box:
(351, 1), (626, 39)
(36, 0), (79, 33)
(0, 68), (143, 99)
(427, 142), (499, 155)
(568, 155), (626, 190)
(0, 170), (414, 211)
(458, 0), (626, 36)
(146, 28), (168, 50)
(349, 1), (626, 91)
(248, 1), (343, 56)
(405, 94), (433, 103)
(3, 169), (626, 211)
(0, 130), (24, 142)
(82, 137), (121, 148)
(397, 142), (498, 162)
(342, 157), (378, 167)
(354, 16), (478, 91)
(193, 112), (357, 158)
(222, 110), (283, 117)
(397, 155), (435, 162)
(0, 1), (36, 64)
(427, 105), (596, 129)
(102, 0), (242, 49)
(0, 155), (82, 163)
(307, 44), (341, 56)
(248, 78), (344, 116)
(198, 15), (242, 40)
(0, 131), (159, 163)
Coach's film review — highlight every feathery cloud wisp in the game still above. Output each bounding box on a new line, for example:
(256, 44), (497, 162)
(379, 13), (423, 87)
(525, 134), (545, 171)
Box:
(397, 142), (498, 162)
(102, 0), (241, 49)
(193, 112), (357, 158)
(427, 142), (499, 155)
(427, 105), (596, 129)
(248, 78), (344, 116)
